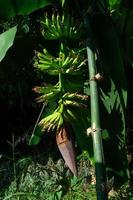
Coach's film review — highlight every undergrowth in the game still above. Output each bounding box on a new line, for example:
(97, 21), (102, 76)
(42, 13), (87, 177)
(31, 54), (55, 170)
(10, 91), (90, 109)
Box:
(0, 155), (97, 200)
(0, 153), (133, 200)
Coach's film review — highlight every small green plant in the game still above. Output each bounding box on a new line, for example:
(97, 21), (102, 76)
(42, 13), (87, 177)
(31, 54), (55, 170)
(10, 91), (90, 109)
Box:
(7, 134), (20, 185)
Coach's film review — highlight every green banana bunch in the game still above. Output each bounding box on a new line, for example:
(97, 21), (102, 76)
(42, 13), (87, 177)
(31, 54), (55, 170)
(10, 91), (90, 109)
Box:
(61, 92), (89, 108)
(57, 92), (89, 123)
(37, 91), (88, 132)
(33, 83), (60, 94)
(34, 50), (58, 73)
(63, 99), (87, 108)
(33, 84), (60, 103)
(39, 103), (64, 132)
(34, 47), (86, 75)
(41, 12), (83, 40)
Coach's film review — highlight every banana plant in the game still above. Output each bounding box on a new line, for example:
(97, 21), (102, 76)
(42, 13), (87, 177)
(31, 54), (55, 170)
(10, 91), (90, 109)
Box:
(29, 9), (90, 176)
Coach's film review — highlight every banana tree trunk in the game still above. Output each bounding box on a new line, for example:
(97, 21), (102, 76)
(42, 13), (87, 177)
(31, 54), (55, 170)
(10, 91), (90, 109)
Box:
(85, 15), (108, 200)
(56, 125), (77, 176)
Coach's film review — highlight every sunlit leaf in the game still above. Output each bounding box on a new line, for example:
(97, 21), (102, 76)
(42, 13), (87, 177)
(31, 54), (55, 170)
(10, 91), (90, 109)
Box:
(0, 26), (17, 62)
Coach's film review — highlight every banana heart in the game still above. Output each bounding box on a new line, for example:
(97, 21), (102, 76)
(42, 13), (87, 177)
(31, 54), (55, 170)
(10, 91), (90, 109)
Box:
(56, 125), (77, 176)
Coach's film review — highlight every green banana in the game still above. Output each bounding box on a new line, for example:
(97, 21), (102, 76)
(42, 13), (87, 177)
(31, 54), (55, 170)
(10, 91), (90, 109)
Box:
(36, 91), (60, 103)
(39, 111), (60, 130)
(68, 26), (74, 38)
(62, 56), (71, 67)
(57, 115), (64, 129)
(38, 60), (51, 65)
(33, 85), (59, 94)
(63, 57), (74, 68)
(63, 92), (88, 101)
(39, 54), (54, 63)
(56, 14), (62, 35)
(36, 92), (54, 103)
(65, 99), (87, 108)
(66, 108), (77, 121)
(61, 14), (65, 26)
(48, 69), (59, 75)
(58, 52), (65, 67)
(39, 112), (56, 126)
(37, 52), (46, 59)
(65, 99), (75, 106)
(37, 64), (52, 71)
(42, 13), (61, 39)
(71, 56), (78, 65)
(51, 14), (60, 38)
(62, 109), (70, 122)
(47, 113), (61, 131)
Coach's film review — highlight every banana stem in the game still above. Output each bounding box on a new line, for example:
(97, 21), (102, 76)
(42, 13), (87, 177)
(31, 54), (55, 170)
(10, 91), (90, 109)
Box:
(85, 15), (108, 200)
(58, 40), (66, 93)
(59, 72), (64, 92)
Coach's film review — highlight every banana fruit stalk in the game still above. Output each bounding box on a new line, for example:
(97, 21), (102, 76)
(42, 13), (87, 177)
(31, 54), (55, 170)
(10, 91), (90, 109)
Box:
(41, 12), (83, 40)
(56, 125), (77, 176)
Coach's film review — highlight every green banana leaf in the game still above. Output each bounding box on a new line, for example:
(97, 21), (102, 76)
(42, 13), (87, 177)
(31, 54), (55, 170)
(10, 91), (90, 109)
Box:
(0, 26), (17, 62)
(92, 15), (128, 186)
(0, 0), (53, 19)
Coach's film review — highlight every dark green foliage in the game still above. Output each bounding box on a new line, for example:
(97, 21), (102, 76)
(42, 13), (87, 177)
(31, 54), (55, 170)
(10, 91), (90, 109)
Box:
(71, 109), (94, 162)
(108, 0), (121, 10)
(0, 0), (53, 19)
(0, 156), (97, 200)
(92, 15), (128, 185)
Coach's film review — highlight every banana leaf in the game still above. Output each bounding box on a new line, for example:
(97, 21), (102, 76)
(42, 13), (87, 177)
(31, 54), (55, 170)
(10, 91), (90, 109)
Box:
(0, 26), (17, 62)
(92, 15), (128, 186)
(0, 0), (53, 19)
